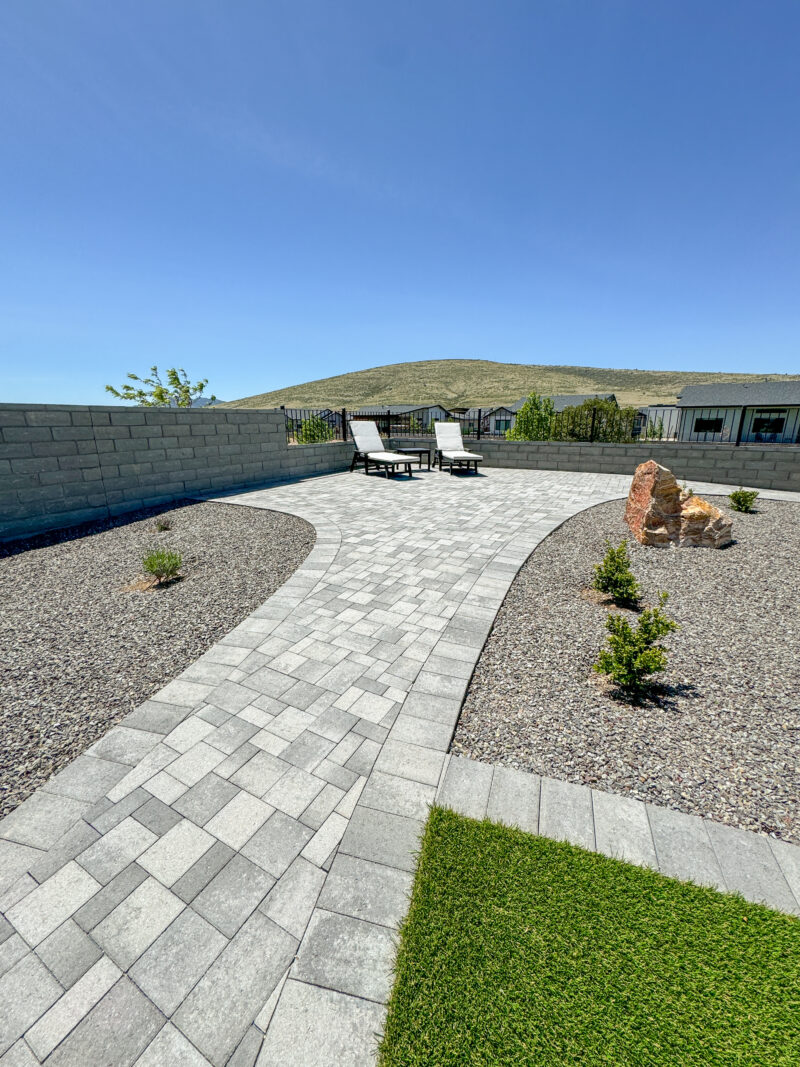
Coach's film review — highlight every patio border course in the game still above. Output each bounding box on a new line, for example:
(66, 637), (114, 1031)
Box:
(1, 468), (797, 1067)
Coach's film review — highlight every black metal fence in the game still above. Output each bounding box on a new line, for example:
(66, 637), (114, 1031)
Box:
(283, 403), (796, 446)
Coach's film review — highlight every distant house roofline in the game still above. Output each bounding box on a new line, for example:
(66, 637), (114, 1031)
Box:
(677, 381), (800, 408)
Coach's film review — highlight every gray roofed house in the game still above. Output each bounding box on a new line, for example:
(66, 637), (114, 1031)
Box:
(675, 380), (800, 444)
(509, 393), (616, 412)
(677, 381), (800, 407)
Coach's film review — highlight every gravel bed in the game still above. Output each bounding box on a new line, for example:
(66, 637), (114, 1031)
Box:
(1, 501), (315, 819)
(453, 497), (800, 842)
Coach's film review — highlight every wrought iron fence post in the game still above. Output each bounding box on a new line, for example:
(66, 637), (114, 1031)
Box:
(477, 408), (482, 440)
(341, 408), (347, 441)
(589, 408), (597, 442)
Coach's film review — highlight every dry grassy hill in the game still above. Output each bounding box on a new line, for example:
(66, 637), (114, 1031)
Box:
(223, 359), (799, 410)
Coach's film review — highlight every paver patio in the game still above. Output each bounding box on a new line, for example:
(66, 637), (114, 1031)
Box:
(1, 468), (798, 1066)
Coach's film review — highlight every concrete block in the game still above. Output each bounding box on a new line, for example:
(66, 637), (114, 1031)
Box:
(172, 913), (297, 1066)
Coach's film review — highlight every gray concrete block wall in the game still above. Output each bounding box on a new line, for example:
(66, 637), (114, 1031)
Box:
(390, 436), (800, 491)
(3, 405), (798, 541)
(0, 405), (352, 540)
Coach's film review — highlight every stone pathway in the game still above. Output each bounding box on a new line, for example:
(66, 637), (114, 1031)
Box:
(1, 468), (798, 1066)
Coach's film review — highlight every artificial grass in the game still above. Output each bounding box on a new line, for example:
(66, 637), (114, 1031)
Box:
(379, 807), (800, 1066)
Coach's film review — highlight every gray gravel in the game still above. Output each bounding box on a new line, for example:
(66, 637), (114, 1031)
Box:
(1, 501), (314, 819)
(453, 497), (800, 843)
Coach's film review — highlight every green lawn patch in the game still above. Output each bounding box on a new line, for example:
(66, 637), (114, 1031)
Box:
(379, 807), (800, 1066)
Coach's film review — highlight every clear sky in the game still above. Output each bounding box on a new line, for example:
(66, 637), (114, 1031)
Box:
(1, 1), (798, 404)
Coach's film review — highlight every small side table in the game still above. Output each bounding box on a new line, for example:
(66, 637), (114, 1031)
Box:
(393, 446), (431, 471)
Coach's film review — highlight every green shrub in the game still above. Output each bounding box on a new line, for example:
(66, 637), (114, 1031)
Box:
(729, 487), (759, 513)
(593, 592), (678, 692)
(505, 392), (555, 441)
(296, 414), (335, 443)
(142, 548), (182, 583)
(592, 540), (640, 606)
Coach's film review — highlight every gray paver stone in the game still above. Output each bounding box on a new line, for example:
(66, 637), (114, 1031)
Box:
(645, 805), (726, 891)
(6, 862), (101, 947)
(193, 855), (275, 938)
(437, 755), (493, 819)
(706, 821), (799, 914)
(0, 791), (90, 851)
(259, 858), (325, 939)
(92, 878), (184, 969)
(538, 776), (595, 851)
(173, 913), (297, 1066)
(41, 755), (130, 804)
(44, 977), (164, 1067)
(486, 765), (540, 833)
(256, 979), (384, 1067)
(340, 805), (423, 873)
(134, 1022), (211, 1065)
(35, 919), (103, 988)
(292, 908), (395, 1002)
(242, 811), (314, 879)
(0, 953), (63, 1057)
(171, 841), (236, 904)
(129, 907), (227, 1016)
(592, 790), (658, 869)
(318, 853), (412, 929)
(227, 1025), (263, 1067)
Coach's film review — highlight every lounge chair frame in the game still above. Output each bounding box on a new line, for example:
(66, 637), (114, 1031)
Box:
(348, 421), (414, 478)
(433, 422), (483, 475)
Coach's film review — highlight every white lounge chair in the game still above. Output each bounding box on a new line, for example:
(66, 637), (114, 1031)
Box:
(434, 422), (483, 475)
(348, 421), (414, 478)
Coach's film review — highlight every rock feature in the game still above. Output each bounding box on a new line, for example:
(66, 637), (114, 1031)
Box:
(625, 460), (733, 548)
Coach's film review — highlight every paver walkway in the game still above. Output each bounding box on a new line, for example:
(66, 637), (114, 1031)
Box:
(1, 468), (798, 1066)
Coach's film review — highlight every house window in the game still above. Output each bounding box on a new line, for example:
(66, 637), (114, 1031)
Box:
(752, 415), (786, 436)
(693, 416), (723, 434)
(495, 419), (511, 432)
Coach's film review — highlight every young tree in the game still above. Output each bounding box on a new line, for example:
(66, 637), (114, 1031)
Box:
(296, 414), (335, 443)
(505, 392), (555, 440)
(105, 366), (216, 407)
(558, 398), (637, 442)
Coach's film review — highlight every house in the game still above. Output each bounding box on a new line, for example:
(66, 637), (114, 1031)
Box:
(634, 405), (680, 440)
(675, 382), (800, 444)
(461, 406), (515, 435)
(354, 403), (450, 431)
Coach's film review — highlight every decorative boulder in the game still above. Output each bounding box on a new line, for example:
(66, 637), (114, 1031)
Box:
(624, 460), (733, 548)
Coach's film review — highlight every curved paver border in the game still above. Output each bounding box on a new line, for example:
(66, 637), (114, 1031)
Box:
(0, 468), (797, 1067)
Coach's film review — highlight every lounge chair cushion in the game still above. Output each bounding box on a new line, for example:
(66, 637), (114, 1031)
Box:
(349, 421), (385, 453)
(441, 450), (483, 461)
(366, 451), (413, 464)
(434, 423), (466, 451)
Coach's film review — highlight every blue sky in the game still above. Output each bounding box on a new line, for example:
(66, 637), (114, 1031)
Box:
(1, 1), (798, 404)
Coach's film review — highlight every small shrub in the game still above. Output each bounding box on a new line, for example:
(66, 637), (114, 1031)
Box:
(592, 540), (640, 606)
(296, 415), (335, 444)
(154, 518), (171, 532)
(593, 592), (678, 692)
(729, 487), (759, 513)
(142, 547), (182, 583)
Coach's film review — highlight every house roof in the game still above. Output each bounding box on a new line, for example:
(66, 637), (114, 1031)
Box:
(354, 403), (443, 415)
(509, 393), (616, 412)
(677, 381), (800, 408)
(462, 406), (511, 418)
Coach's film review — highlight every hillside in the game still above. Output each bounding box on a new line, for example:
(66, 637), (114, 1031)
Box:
(223, 360), (800, 410)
